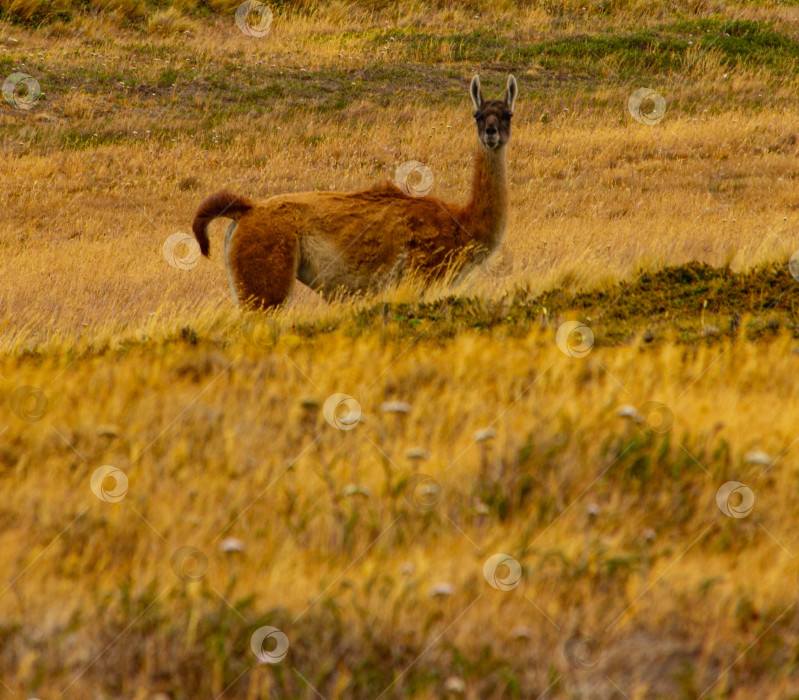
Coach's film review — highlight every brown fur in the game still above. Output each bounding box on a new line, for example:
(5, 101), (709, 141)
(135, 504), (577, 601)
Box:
(192, 74), (518, 309)
(192, 190), (254, 256)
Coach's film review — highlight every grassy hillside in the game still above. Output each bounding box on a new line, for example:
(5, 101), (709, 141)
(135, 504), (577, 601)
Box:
(2, 1), (799, 698)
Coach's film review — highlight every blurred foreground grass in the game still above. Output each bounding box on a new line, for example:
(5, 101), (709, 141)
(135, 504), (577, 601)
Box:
(4, 265), (799, 698)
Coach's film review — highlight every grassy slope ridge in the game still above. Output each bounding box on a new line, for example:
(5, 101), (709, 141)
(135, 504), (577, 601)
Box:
(351, 262), (799, 344)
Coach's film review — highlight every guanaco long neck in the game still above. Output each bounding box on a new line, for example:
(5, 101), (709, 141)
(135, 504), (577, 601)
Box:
(461, 144), (508, 251)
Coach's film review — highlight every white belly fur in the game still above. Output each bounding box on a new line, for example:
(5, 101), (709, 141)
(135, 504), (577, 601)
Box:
(224, 220), (239, 303)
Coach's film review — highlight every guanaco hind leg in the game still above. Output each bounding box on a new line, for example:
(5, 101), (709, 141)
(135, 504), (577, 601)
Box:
(227, 214), (299, 309)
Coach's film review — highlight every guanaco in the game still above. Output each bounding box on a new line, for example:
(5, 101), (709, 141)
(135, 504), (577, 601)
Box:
(192, 74), (517, 308)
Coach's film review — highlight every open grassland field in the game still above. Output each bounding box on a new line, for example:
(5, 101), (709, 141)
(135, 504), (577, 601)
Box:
(3, 0), (799, 698)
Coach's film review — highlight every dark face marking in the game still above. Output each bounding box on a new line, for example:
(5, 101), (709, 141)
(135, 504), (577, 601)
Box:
(474, 99), (512, 150)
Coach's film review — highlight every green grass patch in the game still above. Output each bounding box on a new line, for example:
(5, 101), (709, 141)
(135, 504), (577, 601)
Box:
(341, 262), (799, 346)
(357, 19), (799, 77)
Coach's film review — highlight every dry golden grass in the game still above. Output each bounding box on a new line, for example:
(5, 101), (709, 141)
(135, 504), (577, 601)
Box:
(1, 1), (798, 339)
(3, 92), (798, 339)
(2, 1), (799, 698)
(4, 321), (799, 698)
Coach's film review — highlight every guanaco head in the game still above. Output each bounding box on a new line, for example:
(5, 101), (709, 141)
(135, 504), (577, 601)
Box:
(470, 74), (517, 151)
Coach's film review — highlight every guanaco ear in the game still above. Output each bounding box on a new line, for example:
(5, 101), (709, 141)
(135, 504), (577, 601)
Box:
(505, 75), (518, 114)
(470, 75), (483, 113)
